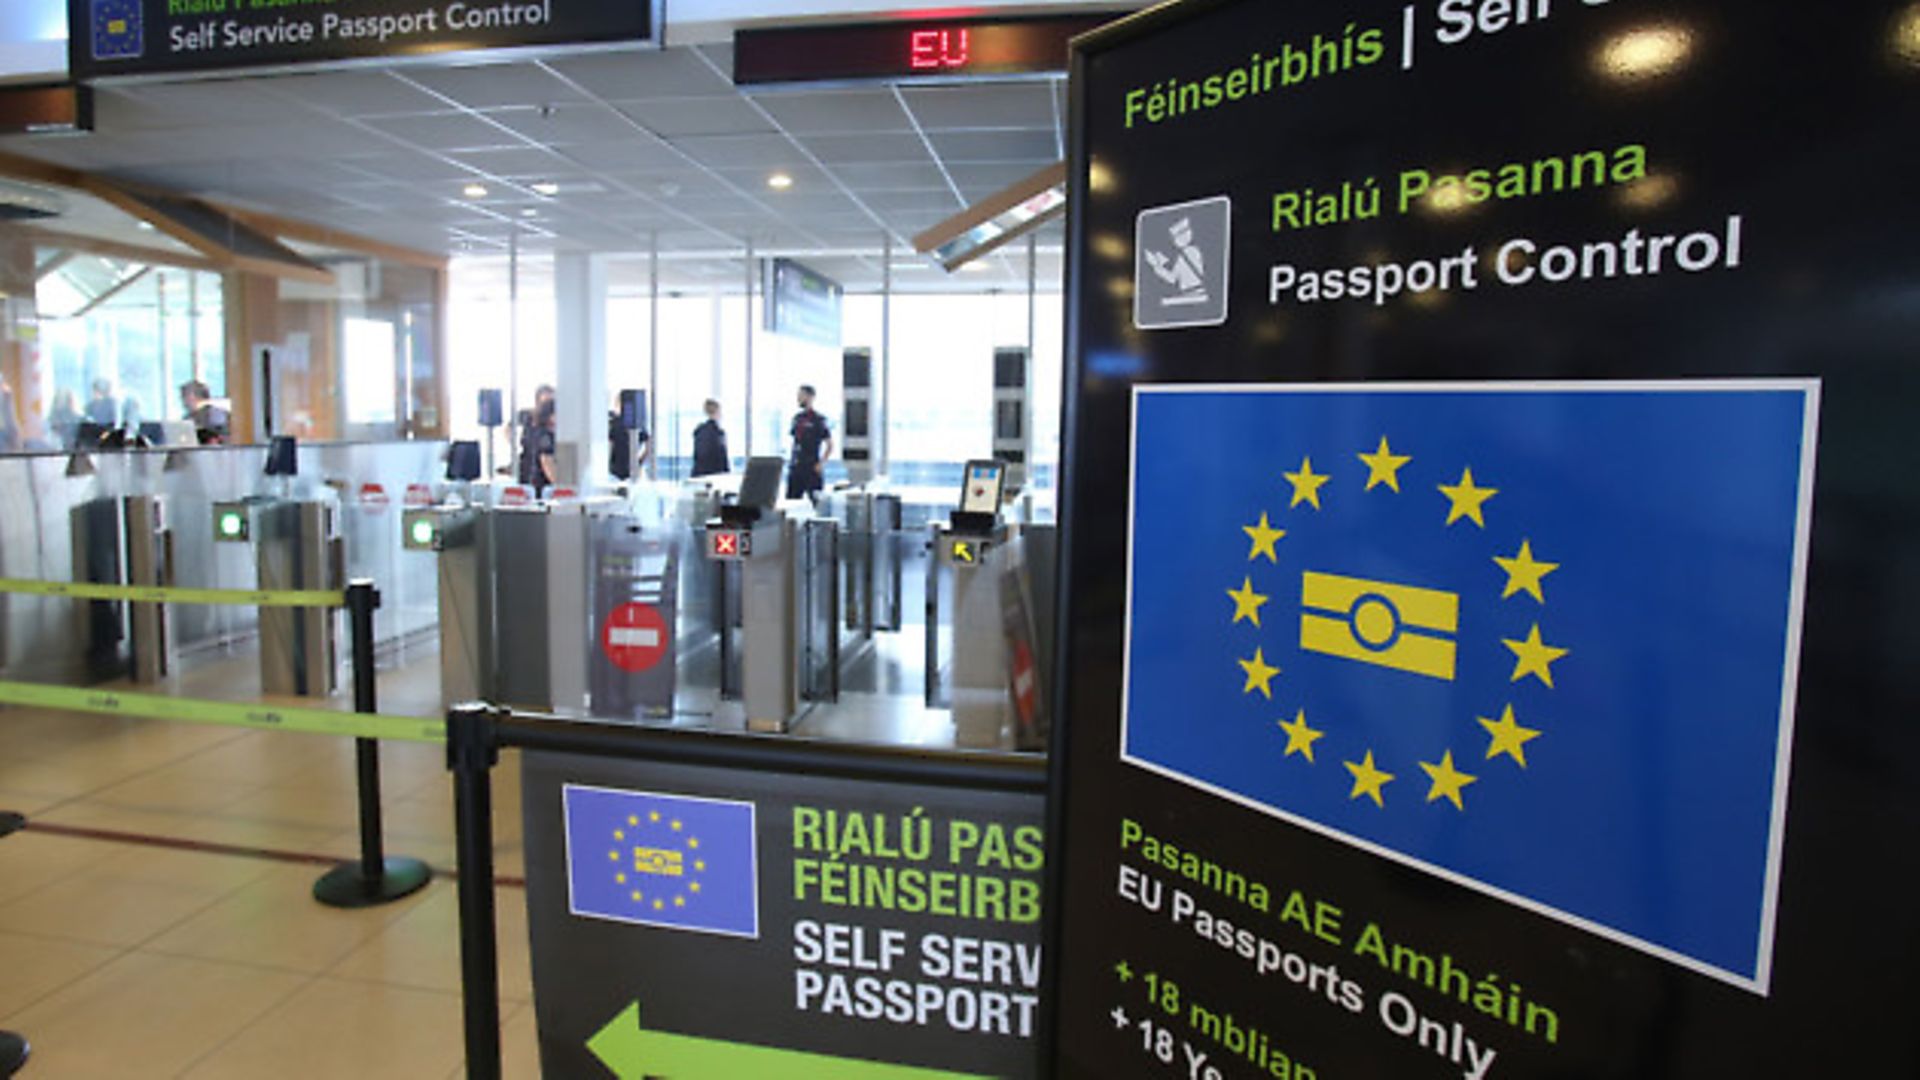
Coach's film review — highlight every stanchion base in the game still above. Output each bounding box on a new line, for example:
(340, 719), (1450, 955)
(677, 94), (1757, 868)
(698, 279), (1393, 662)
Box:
(0, 813), (24, 839)
(0, 1030), (28, 1077)
(313, 857), (433, 909)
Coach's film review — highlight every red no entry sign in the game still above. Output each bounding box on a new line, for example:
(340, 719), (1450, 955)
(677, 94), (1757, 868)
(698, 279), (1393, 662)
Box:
(601, 601), (669, 673)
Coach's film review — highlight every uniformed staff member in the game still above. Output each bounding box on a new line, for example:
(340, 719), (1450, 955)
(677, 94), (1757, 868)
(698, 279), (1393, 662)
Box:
(691, 399), (729, 478)
(519, 385), (557, 495)
(787, 384), (833, 501)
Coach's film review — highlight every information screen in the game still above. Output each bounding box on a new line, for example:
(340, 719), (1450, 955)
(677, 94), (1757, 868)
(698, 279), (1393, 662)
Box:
(733, 13), (1124, 86)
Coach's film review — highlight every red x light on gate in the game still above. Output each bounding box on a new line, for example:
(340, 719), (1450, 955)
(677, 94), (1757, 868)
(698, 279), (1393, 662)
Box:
(709, 529), (750, 560)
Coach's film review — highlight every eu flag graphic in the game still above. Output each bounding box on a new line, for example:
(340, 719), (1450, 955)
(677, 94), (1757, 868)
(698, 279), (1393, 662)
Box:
(565, 784), (760, 939)
(1123, 382), (1818, 991)
(91, 0), (145, 62)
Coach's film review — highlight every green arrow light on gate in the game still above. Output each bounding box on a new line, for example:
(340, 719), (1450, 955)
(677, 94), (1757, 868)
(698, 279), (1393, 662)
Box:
(411, 518), (436, 547)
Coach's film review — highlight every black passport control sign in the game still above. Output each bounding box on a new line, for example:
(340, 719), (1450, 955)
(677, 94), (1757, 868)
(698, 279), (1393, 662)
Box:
(1049, 0), (1920, 1077)
(71, 0), (656, 81)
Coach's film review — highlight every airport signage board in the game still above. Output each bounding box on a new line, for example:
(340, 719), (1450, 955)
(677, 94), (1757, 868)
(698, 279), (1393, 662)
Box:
(521, 749), (1046, 1078)
(68, 0), (656, 82)
(763, 257), (843, 348)
(732, 12), (1126, 87)
(1048, 0), (1920, 1076)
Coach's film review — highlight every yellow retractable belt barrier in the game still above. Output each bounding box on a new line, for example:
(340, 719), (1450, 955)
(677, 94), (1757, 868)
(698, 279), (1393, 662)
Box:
(0, 680), (443, 744)
(0, 578), (345, 609)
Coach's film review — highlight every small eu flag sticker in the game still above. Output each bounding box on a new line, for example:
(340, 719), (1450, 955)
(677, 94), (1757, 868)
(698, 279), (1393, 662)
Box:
(564, 784), (759, 939)
(92, 0), (145, 62)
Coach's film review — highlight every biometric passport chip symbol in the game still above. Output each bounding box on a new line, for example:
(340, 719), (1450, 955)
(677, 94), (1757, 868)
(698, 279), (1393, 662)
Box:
(1121, 382), (1818, 992)
(1135, 196), (1232, 330)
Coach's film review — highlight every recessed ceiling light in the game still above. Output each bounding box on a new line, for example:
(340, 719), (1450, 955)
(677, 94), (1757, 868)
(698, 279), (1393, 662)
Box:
(463, 183), (489, 199)
(1596, 24), (1694, 81)
(521, 208), (538, 218)
(531, 181), (560, 197)
(767, 173), (794, 190)
(136, 220), (155, 231)
(961, 261), (990, 272)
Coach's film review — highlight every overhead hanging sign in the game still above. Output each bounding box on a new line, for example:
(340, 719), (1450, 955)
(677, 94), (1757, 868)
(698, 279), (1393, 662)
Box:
(521, 749), (1047, 1078)
(732, 12), (1127, 87)
(1048, 0), (1920, 1077)
(763, 257), (844, 348)
(68, 0), (656, 82)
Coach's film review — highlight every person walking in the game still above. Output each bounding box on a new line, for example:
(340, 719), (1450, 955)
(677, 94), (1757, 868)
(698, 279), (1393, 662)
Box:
(786, 385), (833, 501)
(691, 398), (729, 478)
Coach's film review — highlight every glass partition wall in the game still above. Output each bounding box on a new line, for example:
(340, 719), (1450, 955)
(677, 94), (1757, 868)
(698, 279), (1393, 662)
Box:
(444, 235), (1066, 492)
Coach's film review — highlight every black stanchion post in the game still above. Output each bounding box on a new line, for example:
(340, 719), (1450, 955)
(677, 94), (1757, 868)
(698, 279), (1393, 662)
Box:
(315, 579), (433, 908)
(448, 704), (502, 1080)
(0, 1030), (26, 1076)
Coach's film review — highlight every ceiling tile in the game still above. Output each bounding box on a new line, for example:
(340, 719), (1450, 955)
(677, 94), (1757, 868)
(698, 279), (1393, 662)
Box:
(669, 133), (804, 170)
(554, 139), (692, 172)
(927, 129), (1061, 163)
(902, 83), (1060, 130)
(615, 97), (775, 137)
(445, 146), (571, 179)
(752, 90), (911, 134)
(832, 162), (953, 192)
(268, 71), (450, 117)
(336, 153), (482, 183)
(712, 162), (833, 191)
(482, 103), (634, 146)
(948, 161), (1059, 199)
(546, 49), (735, 101)
(399, 63), (590, 110)
(795, 133), (931, 165)
(860, 190), (963, 215)
(361, 112), (522, 151)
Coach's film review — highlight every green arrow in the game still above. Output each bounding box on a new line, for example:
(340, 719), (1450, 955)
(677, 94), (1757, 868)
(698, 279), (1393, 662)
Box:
(587, 1003), (992, 1080)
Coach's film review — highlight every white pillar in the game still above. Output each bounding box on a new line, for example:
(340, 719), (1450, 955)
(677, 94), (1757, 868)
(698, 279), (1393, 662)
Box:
(554, 252), (609, 488)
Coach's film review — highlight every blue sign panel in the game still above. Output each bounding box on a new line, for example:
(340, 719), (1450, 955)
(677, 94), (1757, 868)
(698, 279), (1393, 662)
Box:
(1123, 382), (1817, 989)
(88, 0), (141, 61)
(565, 784), (760, 939)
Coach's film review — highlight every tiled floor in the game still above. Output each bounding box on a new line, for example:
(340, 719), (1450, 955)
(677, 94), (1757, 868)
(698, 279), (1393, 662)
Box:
(0, 630), (965, 1078)
(0, 653), (539, 1079)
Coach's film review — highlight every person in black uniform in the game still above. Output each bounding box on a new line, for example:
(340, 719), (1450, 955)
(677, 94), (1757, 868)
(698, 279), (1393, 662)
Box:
(608, 407), (651, 480)
(786, 385), (833, 501)
(519, 390), (557, 495)
(691, 398), (729, 478)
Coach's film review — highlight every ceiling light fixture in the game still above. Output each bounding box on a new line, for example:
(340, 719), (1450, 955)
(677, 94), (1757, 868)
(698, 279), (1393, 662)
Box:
(1596, 24), (1695, 82)
(531, 181), (560, 197)
(767, 172), (794, 190)
(1896, 4), (1920, 65)
(463, 183), (489, 199)
(521, 208), (538, 218)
